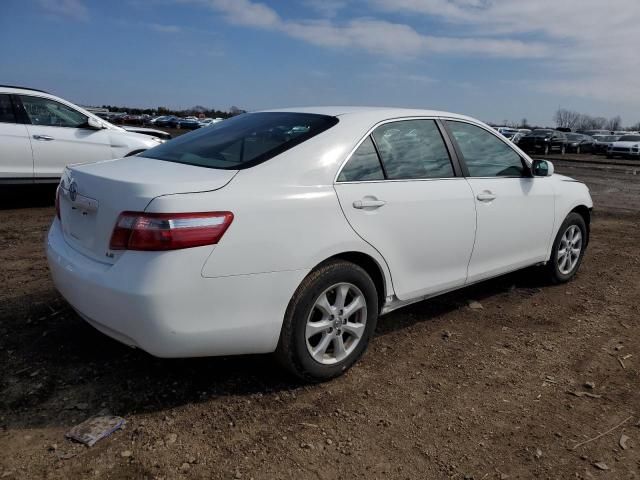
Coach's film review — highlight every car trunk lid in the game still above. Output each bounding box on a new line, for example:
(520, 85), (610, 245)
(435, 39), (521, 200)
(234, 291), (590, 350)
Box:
(58, 156), (237, 264)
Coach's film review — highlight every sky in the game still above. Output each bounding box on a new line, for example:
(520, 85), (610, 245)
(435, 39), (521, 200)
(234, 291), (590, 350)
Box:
(2, 0), (640, 126)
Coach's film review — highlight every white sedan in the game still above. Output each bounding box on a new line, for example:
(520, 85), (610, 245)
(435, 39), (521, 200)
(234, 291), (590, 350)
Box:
(47, 107), (593, 381)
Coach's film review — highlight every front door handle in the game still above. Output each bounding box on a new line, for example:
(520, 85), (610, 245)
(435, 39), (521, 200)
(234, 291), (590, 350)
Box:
(476, 191), (496, 202)
(33, 135), (54, 141)
(353, 199), (386, 209)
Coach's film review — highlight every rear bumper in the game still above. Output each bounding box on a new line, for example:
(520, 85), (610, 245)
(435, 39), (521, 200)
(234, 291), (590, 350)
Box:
(46, 219), (307, 357)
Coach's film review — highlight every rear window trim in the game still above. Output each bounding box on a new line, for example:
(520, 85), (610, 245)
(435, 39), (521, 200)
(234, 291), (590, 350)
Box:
(142, 112), (339, 171)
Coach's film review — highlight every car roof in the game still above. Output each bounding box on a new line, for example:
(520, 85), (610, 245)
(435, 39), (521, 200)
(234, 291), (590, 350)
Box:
(257, 106), (479, 123)
(0, 85), (50, 94)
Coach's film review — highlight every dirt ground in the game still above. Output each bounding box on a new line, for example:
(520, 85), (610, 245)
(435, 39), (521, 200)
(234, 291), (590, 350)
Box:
(1, 160), (639, 479)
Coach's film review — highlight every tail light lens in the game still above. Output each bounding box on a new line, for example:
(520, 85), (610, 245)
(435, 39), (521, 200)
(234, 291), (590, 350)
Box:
(109, 211), (234, 251)
(55, 186), (61, 220)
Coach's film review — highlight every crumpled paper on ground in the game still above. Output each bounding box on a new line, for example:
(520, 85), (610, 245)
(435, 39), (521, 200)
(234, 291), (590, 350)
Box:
(65, 415), (126, 446)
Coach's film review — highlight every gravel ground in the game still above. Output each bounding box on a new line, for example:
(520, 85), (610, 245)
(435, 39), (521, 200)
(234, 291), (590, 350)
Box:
(0, 160), (639, 479)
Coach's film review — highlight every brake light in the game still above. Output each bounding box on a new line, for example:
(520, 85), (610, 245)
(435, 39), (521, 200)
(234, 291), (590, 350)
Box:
(109, 212), (234, 251)
(55, 186), (61, 220)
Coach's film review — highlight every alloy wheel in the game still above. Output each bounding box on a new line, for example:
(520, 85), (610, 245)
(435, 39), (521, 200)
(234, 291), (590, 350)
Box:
(305, 283), (367, 365)
(557, 225), (582, 275)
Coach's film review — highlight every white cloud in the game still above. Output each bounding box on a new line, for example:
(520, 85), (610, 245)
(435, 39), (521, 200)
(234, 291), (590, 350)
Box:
(208, 0), (280, 28)
(371, 0), (640, 105)
(38, 0), (89, 21)
(200, 0), (548, 58)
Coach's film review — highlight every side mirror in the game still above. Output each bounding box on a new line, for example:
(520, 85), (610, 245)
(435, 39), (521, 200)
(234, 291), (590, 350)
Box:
(532, 159), (554, 177)
(86, 117), (104, 130)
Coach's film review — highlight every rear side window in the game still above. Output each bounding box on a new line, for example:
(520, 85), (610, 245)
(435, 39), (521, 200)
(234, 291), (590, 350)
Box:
(143, 112), (339, 170)
(372, 120), (454, 180)
(446, 121), (525, 177)
(0, 95), (16, 123)
(337, 136), (384, 182)
(19, 95), (87, 128)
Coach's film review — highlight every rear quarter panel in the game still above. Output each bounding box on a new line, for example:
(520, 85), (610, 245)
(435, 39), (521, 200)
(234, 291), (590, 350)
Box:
(145, 174), (394, 296)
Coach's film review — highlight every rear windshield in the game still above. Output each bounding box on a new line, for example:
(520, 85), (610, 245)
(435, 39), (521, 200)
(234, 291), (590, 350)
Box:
(142, 112), (339, 170)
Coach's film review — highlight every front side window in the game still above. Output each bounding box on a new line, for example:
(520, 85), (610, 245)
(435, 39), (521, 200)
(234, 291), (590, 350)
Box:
(0, 95), (16, 123)
(19, 95), (87, 128)
(337, 136), (384, 182)
(143, 112), (338, 170)
(371, 120), (454, 180)
(446, 121), (525, 177)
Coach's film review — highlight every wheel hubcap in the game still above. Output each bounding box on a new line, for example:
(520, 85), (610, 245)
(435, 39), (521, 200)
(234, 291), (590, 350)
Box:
(557, 225), (582, 275)
(305, 282), (367, 365)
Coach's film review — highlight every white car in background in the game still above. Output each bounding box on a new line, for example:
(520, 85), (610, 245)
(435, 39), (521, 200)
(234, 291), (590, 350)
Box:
(607, 134), (640, 159)
(47, 107), (593, 381)
(0, 85), (164, 183)
(199, 117), (224, 127)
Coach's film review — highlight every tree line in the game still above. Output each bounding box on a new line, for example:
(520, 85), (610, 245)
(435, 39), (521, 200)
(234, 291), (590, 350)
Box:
(553, 108), (639, 132)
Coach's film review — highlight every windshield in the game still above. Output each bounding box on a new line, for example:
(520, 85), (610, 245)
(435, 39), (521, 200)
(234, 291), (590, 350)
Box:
(566, 134), (582, 140)
(618, 135), (640, 142)
(143, 112), (339, 170)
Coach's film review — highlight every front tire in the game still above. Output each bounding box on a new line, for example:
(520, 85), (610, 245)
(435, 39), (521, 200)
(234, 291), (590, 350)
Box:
(543, 145), (550, 155)
(276, 260), (379, 382)
(560, 145), (566, 155)
(546, 213), (587, 283)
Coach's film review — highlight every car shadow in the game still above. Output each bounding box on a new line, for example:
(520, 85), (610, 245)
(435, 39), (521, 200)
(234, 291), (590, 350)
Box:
(0, 266), (549, 430)
(0, 184), (57, 210)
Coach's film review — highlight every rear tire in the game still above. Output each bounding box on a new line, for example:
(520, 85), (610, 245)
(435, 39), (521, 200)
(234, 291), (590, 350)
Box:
(546, 212), (587, 284)
(275, 260), (379, 382)
(576, 146), (581, 154)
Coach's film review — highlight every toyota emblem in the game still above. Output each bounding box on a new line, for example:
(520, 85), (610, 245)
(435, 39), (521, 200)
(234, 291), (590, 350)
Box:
(69, 181), (78, 202)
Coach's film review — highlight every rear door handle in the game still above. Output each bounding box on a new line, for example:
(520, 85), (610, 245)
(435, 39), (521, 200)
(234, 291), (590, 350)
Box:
(353, 199), (386, 209)
(476, 191), (496, 202)
(33, 135), (54, 141)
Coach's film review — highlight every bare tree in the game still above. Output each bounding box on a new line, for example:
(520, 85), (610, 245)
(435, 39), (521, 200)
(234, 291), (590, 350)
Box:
(575, 114), (607, 131)
(605, 116), (622, 131)
(554, 108), (580, 130)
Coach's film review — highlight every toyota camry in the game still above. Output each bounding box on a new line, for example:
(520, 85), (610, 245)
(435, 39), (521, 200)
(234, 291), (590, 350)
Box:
(47, 107), (593, 381)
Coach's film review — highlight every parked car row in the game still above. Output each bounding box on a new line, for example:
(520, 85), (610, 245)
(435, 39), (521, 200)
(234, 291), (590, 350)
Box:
(150, 115), (224, 130)
(494, 127), (640, 159)
(94, 112), (226, 131)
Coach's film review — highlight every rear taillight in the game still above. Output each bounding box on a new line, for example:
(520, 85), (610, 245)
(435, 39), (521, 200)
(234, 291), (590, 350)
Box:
(55, 186), (61, 220)
(109, 211), (234, 251)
